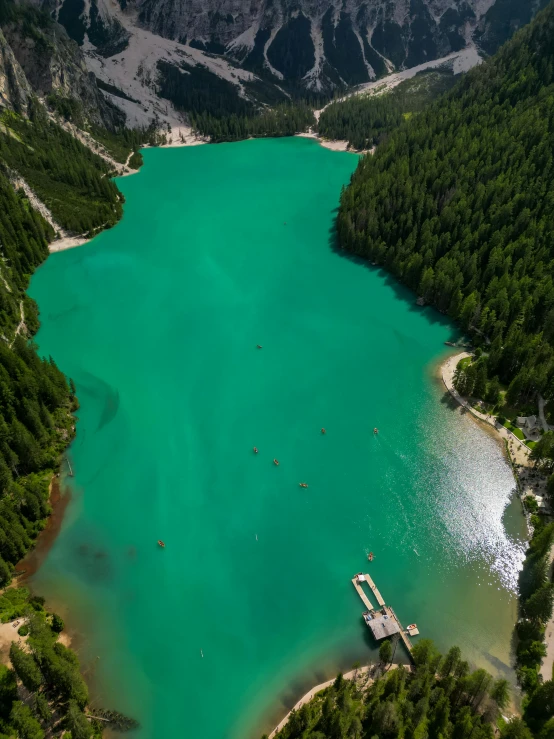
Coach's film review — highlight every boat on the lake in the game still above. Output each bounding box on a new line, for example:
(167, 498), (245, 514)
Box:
(157, 540), (165, 548)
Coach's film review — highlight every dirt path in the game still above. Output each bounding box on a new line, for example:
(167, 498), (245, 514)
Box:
(541, 549), (554, 682)
(538, 394), (550, 433)
(10, 301), (26, 347)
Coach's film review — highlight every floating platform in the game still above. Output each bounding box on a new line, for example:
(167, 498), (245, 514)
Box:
(351, 573), (415, 661)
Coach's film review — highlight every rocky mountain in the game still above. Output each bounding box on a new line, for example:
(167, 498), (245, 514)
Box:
(1, 0), (548, 136)
(0, 25), (32, 112)
(0, 0), (123, 128)
(43, 0), (550, 98)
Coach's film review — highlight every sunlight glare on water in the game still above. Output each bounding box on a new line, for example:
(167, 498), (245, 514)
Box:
(29, 138), (526, 739)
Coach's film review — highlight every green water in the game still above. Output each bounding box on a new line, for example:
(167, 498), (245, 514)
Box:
(29, 138), (526, 738)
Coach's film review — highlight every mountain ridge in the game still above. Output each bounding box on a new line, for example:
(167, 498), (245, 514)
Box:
(21, 0), (550, 129)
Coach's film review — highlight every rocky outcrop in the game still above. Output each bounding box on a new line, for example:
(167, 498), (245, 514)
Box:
(0, 2), (124, 128)
(11, 0), (546, 123)
(0, 27), (32, 113)
(41, 0), (547, 94)
(125, 0), (480, 89)
(473, 0), (550, 56)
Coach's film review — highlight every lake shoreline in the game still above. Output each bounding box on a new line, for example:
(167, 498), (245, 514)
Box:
(14, 474), (72, 583)
(30, 140), (527, 738)
(440, 351), (531, 463)
(439, 352), (546, 506)
(267, 665), (374, 738)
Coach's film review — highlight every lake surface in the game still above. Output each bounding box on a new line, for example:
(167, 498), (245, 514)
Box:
(29, 138), (526, 738)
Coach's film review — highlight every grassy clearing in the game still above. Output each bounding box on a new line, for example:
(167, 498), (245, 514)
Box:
(504, 420), (525, 440)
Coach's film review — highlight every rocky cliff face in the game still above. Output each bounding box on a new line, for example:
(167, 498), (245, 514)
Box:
(129, 0), (507, 86)
(45, 0), (548, 95)
(0, 0), (123, 127)
(0, 27), (32, 112)
(5, 0), (545, 133)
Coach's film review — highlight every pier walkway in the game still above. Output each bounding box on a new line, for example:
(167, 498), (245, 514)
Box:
(351, 573), (385, 608)
(351, 573), (414, 661)
(362, 572), (385, 606)
(351, 575), (374, 610)
(386, 605), (414, 656)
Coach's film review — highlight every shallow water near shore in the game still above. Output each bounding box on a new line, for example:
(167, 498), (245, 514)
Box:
(29, 138), (526, 738)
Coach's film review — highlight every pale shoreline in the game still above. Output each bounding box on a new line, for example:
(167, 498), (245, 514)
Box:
(441, 351), (549, 516)
(295, 131), (352, 152)
(47, 131), (360, 255)
(266, 351), (531, 738)
(441, 352), (535, 469)
(268, 665), (374, 738)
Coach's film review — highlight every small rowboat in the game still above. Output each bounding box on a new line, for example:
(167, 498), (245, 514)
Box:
(407, 623), (417, 631)
(273, 459), (279, 466)
(299, 483), (308, 488)
(157, 540), (165, 548)
(253, 447), (258, 454)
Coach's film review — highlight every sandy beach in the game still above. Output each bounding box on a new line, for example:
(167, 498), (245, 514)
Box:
(441, 352), (539, 471)
(49, 236), (90, 253)
(296, 131), (352, 152)
(268, 665), (375, 738)
(0, 620), (28, 667)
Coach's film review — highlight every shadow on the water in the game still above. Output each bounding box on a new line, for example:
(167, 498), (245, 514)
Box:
(439, 390), (469, 413)
(271, 617), (379, 725)
(327, 218), (459, 340)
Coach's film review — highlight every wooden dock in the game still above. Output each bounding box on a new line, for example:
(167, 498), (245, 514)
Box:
(361, 572), (385, 607)
(385, 605), (414, 656)
(351, 576), (374, 611)
(351, 573), (414, 662)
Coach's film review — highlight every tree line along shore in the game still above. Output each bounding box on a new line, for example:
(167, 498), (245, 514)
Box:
(0, 3), (156, 728)
(1, 0), (554, 736)
(264, 640), (537, 739)
(265, 3), (554, 737)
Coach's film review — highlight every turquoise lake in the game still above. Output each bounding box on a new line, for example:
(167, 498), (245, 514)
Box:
(29, 138), (526, 738)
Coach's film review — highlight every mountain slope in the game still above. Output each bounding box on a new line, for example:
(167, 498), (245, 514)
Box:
(337, 0), (554, 403)
(0, 0), (123, 128)
(44, 0), (548, 100)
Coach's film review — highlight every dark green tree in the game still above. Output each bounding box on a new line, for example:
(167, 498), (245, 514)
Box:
(379, 638), (393, 666)
(10, 701), (44, 739)
(65, 700), (92, 739)
(9, 642), (42, 693)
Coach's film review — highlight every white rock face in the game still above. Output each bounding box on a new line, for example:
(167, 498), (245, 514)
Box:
(22, 0), (541, 131)
(49, 0), (501, 93)
(132, 0), (489, 46)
